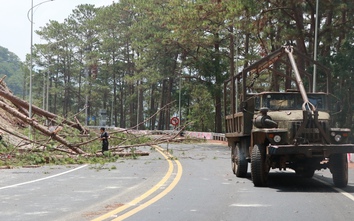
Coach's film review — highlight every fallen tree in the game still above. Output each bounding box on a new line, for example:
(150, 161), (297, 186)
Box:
(0, 88), (87, 134)
(0, 78), (185, 160)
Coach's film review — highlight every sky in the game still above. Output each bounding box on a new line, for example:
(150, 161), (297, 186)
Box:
(0, 0), (113, 62)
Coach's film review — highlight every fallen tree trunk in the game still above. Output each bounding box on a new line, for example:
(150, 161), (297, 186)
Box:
(0, 84), (183, 157)
(0, 100), (85, 154)
(0, 89), (87, 133)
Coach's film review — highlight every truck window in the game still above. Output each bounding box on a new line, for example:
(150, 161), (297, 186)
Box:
(308, 96), (324, 109)
(264, 94), (295, 110)
(261, 93), (326, 111)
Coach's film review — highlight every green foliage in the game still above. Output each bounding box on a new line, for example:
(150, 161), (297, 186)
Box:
(330, 36), (354, 130)
(0, 46), (24, 96)
(1, 0), (354, 134)
(187, 84), (214, 132)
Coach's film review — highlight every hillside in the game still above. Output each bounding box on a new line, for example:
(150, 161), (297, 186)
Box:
(0, 79), (29, 148)
(0, 46), (34, 148)
(0, 46), (25, 96)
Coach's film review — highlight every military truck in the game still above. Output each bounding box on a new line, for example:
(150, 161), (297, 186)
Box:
(224, 45), (354, 187)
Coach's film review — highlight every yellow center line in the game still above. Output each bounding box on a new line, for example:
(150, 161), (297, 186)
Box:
(92, 145), (182, 221)
(113, 147), (183, 220)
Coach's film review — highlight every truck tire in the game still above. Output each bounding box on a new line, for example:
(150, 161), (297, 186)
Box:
(251, 144), (269, 187)
(231, 142), (248, 177)
(231, 143), (237, 175)
(330, 154), (348, 187)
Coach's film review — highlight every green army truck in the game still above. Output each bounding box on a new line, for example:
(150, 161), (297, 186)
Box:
(224, 45), (354, 187)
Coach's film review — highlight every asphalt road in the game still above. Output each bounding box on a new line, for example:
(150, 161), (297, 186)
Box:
(1, 142), (354, 221)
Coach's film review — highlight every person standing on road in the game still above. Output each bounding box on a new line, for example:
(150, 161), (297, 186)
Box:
(99, 127), (109, 154)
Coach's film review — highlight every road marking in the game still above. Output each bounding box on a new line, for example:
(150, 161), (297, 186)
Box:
(313, 177), (354, 202)
(92, 145), (183, 221)
(0, 164), (87, 190)
(230, 203), (270, 207)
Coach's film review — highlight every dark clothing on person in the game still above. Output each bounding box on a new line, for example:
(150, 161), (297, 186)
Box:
(100, 131), (109, 153)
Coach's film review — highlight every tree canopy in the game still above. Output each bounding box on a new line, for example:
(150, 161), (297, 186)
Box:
(0, 46), (24, 96)
(5, 0), (354, 133)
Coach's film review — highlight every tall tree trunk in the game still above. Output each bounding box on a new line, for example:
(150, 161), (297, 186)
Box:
(292, 3), (307, 88)
(158, 80), (167, 130)
(292, 3), (307, 55)
(129, 84), (135, 127)
(78, 66), (83, 114)
(336, 7), (347, 51)
(150, 84), (156, 130)
(113, 65), (118, 127)
(119, 82), (125, 128)
(64, 66), (70, 116)
(54, 67), (59, 115)
(322, 9), (333, 58)
(138, 82), (144, 130)
(214, 33), (222, 133)
(164, 78), (173, 130)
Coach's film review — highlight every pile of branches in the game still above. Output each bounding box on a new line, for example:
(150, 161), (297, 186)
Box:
(0, 77), (186, 157)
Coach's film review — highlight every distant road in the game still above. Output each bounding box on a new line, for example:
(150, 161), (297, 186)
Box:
(0, 143), (354, 221)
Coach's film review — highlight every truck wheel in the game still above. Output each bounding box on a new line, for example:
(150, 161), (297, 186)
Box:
(231, 143), (237, 174)
(330, 154), (348, 187)
(231, 143), (248, 177)
(251, 144), (269, 187)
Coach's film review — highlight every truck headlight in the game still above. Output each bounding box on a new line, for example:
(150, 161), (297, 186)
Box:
(274, 135), (282, 143)
(334, 134), (342, 142)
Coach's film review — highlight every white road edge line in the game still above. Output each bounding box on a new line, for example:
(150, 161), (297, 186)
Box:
(0, 164), (88, 190)
(313, 177), (354, 202)
(288, 168), (354, 202)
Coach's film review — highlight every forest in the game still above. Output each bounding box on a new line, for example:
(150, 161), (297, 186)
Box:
(14, 0), (354, 133)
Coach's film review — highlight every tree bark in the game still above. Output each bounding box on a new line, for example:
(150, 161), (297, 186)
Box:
(0, 89), (86, 133)
(0, 100), (85, 154)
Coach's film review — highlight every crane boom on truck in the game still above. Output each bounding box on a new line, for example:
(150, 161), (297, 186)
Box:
(224, 44), (354, 187)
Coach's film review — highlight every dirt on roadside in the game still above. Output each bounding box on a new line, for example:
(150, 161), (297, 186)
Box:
(207, 140), (227, 145)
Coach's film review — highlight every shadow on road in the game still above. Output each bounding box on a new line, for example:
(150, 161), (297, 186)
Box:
(243, 170), (354, 193)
